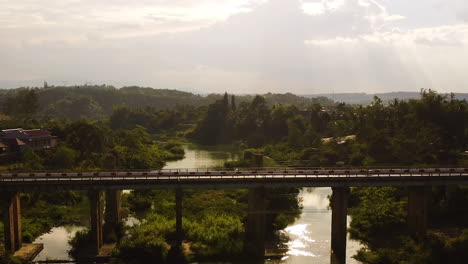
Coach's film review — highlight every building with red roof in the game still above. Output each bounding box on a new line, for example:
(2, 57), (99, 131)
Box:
(0, 128), (57, 153)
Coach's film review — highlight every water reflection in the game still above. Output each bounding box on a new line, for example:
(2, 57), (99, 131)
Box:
(284, 224), (316, 257)
(33, 225), (86, 261)
(266, 188), (360, 264)
(164, 144), (239, 169)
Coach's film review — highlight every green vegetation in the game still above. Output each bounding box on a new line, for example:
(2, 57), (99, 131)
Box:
(1, 86), (467, 263)
(0, 122), (183, 172)
(0, 191), (90, 264)
(348, 186), (468, 264)
(191, 89), (467, 167)
(2, 89), (39, 119)
(118, 187), (300, 263)
(116, 214), (173, 264)
(20, 191), (89, 243)
(0, 87), (192, 262)
(0, 86), (334, 121)
(189, 89), (468, 262)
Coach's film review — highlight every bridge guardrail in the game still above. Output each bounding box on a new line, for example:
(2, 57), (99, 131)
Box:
(1, 168), (467, 183)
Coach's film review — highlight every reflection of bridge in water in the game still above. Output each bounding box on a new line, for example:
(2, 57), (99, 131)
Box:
(2, 167), (468, 263)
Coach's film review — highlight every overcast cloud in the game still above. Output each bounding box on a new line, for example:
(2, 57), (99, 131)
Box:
(1, 0), (468, 94)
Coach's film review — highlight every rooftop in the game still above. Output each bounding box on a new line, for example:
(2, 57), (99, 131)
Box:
(1, 128), (23, 134)
(1, 128), (52, 138)
(23, 129), (51, 137)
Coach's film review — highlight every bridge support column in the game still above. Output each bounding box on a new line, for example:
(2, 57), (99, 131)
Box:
(176, 188), (183, 248)
(445, 185), (458, 206)
(1, 192), (22, 252)
(331, 187), (349, 264)
(245, 186), (266, 259)
(407, 186), (429, 238)
(104, 190), (122, 242)
(89, 190), (103, 254)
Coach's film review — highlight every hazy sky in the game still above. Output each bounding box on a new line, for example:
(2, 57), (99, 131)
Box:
(1, 0), (468, 94)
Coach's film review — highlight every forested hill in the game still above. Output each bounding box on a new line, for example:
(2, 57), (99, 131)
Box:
(0, 85), (334, 120)
(304, 91), (468, 105)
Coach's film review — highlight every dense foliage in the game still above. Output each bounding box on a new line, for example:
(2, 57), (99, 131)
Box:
(191, 89), (467, 167)
(119, 187), (300, 263)
(1, 87), (467, 263)
(0, 86), (334, 121)
(190, 89), (468, 263)
(348, 186), (468, 264)
(0, 120), (184, 172)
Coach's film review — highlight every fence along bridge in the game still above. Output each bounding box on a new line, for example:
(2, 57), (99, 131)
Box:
(1, 167), (468, 264)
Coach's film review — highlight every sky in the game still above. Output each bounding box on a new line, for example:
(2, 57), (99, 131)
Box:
(1, 0), (468, 94)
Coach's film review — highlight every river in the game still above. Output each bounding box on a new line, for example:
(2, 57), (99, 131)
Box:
(32, 144), (361, 263)
(264, 188), (361, 264)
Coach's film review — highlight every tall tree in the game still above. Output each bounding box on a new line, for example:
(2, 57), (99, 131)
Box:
(223, 92), (229, 113)
(4, 89), (39, 118)
(231, 95), (236, 111)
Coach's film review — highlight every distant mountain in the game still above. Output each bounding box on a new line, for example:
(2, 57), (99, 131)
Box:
(302, 92), (468, 105)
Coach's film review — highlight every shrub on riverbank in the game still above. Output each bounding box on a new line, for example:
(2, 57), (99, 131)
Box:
(185, 214), (244, 259)
(0, 254), (22, 264)
(119, 186), (300, 263)
(68, 229), (93, 260)
(348, 187), (407, 247)
(161, 140), (185, 161)
(349, 186), (468, 263)
(115, 214), (172, 264)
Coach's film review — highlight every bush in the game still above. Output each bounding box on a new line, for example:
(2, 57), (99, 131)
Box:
(348, 187), (407, 247)
(68, 229), (93, 260)
(116, 214), (173, 264)
(185, 214), (244, 259)
(22, 149), (43, 170)
(50, 144), (77, 169)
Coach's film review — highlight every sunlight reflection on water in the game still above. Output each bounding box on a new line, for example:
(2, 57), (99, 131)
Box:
(284, 224), (317, 257)
(266, 188), (361, 264)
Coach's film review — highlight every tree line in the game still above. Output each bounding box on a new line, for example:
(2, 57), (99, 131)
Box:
(190, 89), (467, 167)
(0, 85), (334, 121)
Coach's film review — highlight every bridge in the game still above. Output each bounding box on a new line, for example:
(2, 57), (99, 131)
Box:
(1, 167), (468, 264)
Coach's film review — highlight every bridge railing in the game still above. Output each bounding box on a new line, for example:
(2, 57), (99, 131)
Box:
(1, 168), (467, 183)
(2, 164), (468, 174)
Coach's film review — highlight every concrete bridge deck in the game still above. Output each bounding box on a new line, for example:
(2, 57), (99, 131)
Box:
(1, 167), (467, 264)
(1, 167), (468, 191)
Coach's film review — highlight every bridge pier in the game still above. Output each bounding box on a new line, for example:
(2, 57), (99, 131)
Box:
(1, 192), (22, 252)
(176, 188), (183, 248)
(245, 186), (266, 259)
(330, 187), (349, 264)
(104, 190), (122, 242)
(105, 190), (122, 226)
(407, 186), (429, 238)
(445, 185), (458, 206)
(89, 190), (103, 254)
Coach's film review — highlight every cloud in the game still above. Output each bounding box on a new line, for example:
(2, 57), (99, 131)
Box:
(434, 0), (468, 22)
(1, 0), (468, 94)
(0, 0), (262, 44)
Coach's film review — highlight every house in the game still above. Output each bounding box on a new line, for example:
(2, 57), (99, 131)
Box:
(0, 141), (6, 153)
(0, 128), (58, 152)
(0, 138), (28, 153)
(321, 135), (357, 145)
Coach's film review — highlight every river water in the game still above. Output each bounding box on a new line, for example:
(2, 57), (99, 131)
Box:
(32, 144), (361, 263)
(264, 188), (361, 264)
